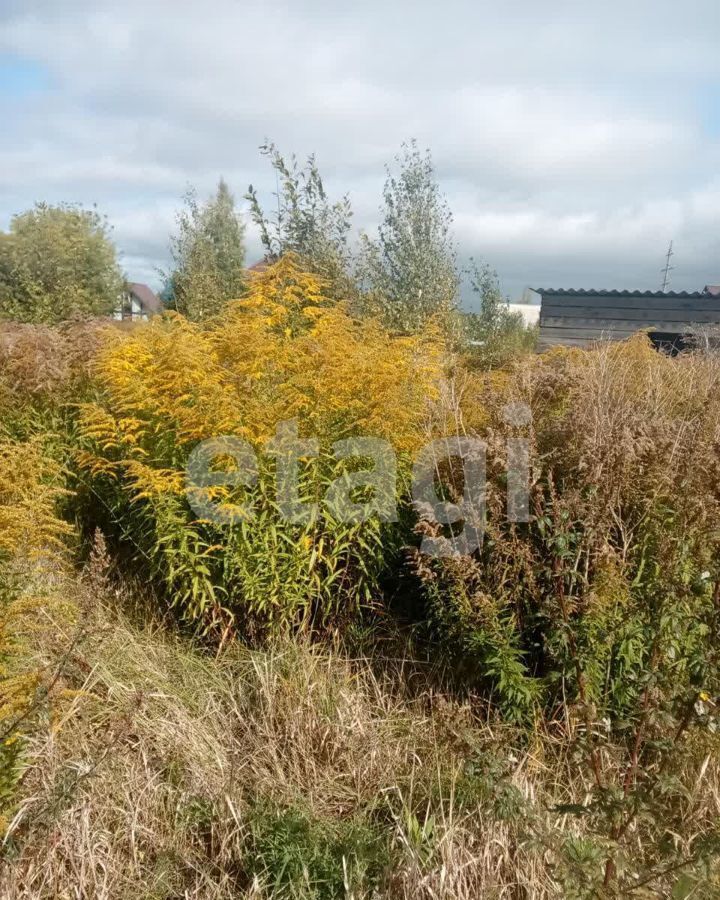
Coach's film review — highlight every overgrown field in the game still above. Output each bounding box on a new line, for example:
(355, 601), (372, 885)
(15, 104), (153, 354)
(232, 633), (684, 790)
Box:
(1, 257), (719, 897)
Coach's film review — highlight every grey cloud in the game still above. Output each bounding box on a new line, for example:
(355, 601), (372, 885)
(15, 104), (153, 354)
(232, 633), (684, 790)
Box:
(0, 0), (718, 298)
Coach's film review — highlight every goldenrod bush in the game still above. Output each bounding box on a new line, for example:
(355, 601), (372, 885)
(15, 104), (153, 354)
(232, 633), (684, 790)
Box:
(76, 255), (445, 636)
(0, 439), (72, 830)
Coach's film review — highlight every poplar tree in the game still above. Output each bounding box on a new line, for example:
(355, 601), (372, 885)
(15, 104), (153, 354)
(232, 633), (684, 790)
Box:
(246, 142), (354, 298)
(169, 179), (246, 320)
(359, 141), (458, 332)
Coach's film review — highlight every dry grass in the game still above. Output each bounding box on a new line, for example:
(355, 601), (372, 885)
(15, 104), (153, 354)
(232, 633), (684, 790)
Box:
(0, 570), (537, 898)
(3, 563), (719, 899)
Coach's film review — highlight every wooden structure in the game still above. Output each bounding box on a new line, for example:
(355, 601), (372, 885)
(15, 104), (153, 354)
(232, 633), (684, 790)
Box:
(534, 287), (720, 351)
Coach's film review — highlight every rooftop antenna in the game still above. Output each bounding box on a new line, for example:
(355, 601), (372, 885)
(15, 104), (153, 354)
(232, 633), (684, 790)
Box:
(660, 240), (675, 292)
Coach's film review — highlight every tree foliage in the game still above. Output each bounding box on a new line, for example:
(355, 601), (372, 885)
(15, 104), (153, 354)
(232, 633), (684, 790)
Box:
(460, 260), (536, 367)
(246, 143), (354, 297)
(168, 179), (247, 321)
(0, 203), (124, 324)
(359, 141), (458, 333)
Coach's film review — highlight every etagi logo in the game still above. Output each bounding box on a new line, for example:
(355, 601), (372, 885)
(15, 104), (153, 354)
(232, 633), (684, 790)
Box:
(185, 405), (531, 559)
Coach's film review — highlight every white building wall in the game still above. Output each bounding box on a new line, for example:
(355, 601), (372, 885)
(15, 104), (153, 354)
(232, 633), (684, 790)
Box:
(509, 303), (540, 326)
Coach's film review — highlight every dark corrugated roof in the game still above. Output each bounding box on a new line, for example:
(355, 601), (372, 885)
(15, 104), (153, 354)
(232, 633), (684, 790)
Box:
(532, 288), (715, 300)
(127, 282), (162, 314)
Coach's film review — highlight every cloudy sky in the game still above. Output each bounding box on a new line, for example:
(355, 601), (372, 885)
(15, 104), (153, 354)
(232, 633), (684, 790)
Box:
(1, 0), (719, 303)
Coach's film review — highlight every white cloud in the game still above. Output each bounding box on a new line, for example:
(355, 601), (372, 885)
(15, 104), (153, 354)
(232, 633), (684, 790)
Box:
(0, 0), (718, 297)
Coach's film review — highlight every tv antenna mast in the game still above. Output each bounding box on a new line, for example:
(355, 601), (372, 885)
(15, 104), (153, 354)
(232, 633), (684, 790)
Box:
(660, 240), (675, 292)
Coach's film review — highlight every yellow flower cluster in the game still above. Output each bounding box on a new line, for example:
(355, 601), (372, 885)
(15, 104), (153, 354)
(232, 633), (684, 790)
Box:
(80, 253), (446, 483)
(0, 439), (72, 829)
(73, 254), (447, 633)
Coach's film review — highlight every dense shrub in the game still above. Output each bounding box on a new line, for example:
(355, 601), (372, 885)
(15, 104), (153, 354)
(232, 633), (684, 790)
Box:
(422, 337), (720, 714)
(0, 319), (110, 443)
(0, 324), (91, 828)
(76, 255), (445, 637)
(416, 335), (720, 886)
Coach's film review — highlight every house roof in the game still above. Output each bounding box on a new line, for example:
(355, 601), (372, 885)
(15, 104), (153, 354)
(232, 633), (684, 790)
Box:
(534, 284), (720, 353)
(532, 288), (716, 300)
(127, 282), (162, 314)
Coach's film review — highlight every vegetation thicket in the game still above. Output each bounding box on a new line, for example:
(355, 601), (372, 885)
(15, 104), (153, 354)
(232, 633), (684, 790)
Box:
(0, 146), (717, 898)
